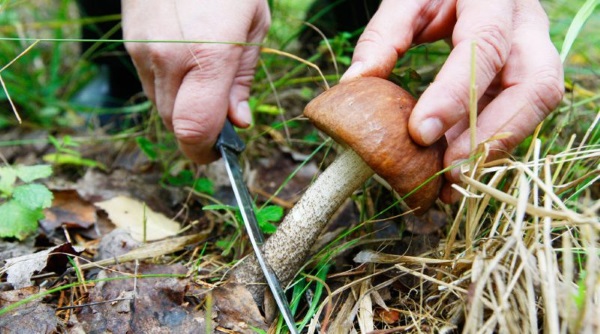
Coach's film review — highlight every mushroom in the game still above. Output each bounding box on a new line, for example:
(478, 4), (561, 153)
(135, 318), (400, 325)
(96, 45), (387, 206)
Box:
(230, 76), (447, 301)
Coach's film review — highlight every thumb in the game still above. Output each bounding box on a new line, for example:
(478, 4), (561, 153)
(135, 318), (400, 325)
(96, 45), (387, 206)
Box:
(172, 44), (244, 164)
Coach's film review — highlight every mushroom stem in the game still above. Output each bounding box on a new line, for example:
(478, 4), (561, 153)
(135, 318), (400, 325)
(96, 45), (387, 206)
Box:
(231, 148), (373, 299)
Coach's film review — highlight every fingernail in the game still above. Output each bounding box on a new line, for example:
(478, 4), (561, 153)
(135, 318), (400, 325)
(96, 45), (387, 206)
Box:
(341, 61), (363, 81)
(236, 101), (252, 127)
(418, 118), (443, 145)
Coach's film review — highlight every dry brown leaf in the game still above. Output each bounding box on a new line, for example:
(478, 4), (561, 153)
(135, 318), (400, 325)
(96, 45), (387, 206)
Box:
(0, 286), (58, 333)
(77, 263), (209, 333)
(95, 195), (180, 242)
(376, 308), (400, 325)
(2, 243), (83, 289)
(212, 283), (268, 333)
(41, 190), (96, 231)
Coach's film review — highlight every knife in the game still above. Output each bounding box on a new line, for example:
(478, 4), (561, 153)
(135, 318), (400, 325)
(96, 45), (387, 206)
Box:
(216, 120), (299, 334)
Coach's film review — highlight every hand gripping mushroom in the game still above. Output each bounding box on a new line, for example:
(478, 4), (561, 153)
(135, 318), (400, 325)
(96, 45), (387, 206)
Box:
(231, 77), (447, 300)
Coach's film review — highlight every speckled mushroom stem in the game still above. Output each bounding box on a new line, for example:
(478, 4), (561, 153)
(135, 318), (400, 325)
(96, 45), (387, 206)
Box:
(230, 147), (373, 300)
(227, 77), (446, 307)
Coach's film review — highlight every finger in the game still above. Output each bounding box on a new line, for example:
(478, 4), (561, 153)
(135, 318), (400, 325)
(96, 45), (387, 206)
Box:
(340, 0), (438, 81)
(167, 0), (269, 163)
(172, 44), (244, 164)
(443, 20), (563, 184)
(150, 44), (188, 131)
(229, 2), (270, 128)
(440, 183), (460, 204)
(228, 43), (266, 128)
(444, 76), (503, 144)
(125, 45), (157, 106)
(409, 0), (515, 146)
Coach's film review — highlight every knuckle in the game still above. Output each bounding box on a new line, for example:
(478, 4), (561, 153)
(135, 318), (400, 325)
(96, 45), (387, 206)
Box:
(358, 28), (386, 46)
(443, 81), (471, 116)
(124, 41), (145, 59)
(256, 6), (271, 36)
(474, 24), (511, 73)
(358, 28), (408, 53)
(186, 44), (241, 79)
(172, 116), (212, 145)
(147, 45), (175, 68)
(529, 66), (565, 115)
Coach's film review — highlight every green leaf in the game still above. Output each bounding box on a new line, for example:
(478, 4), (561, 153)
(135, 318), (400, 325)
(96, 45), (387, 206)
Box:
(166, 170), (194, 187)
(0, 167), (17, 195)
(560, 0), (600, 63)
(303, 131), (320, 144)
(574, 271), (587, 310)
(62, 135), (79, 147)
(202, 204), (237, 211)
(47, 135), (60, 149)
(257, 205), (283, 223)
(14, 164), (52, 183)
(193, 177), (214, 195)
(13, 184), (53, 210)
(0, 200), (43, 240)
(57, 147), (80, 157)
(0, 114), (10, 129)
(42, 153), (105, 170)
(255, 104), (284, 115)
(258, 221), (278, 234)
(256, 205), (283, 234)
(203, 204), (281, 233)
(136, 136), (158, 160)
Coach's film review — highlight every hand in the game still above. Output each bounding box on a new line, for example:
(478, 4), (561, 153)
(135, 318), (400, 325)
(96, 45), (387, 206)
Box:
(341, 0), (564, 203)
(122, 0), (270, 164)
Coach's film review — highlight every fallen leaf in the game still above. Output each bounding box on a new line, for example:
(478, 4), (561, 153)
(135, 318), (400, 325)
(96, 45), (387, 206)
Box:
(77, 263), (210, 333)
(0, 240), (35, 264)
(212, 283), (268, 333)
(376, 308), (400, 324)
(94, 229), (140, 261)
(95, 195), (180, 242)
(76, 169), (184, 218)
(41, 190), (97, 231)
(3, 243), (83, 289)
(0, 286), (42, 307)
(0, 286), (58, 334)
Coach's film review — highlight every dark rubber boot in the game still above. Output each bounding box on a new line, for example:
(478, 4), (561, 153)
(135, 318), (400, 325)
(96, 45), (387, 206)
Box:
(72, 1), (143, 129)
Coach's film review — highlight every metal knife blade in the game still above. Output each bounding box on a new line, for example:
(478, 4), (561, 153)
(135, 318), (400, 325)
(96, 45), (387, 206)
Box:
(216, 120), (298, 334)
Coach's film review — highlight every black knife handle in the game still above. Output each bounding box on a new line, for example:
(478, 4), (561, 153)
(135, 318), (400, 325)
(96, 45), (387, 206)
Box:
(216, 119), (246, 154)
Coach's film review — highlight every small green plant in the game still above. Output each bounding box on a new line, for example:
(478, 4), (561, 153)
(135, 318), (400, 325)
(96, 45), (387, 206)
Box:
(0, 164), (53, 240)
(43, 134), (105, 170)
(166, 169), (214, 195)
(205, 204), (284, 235)
(206, 203), (284, 256)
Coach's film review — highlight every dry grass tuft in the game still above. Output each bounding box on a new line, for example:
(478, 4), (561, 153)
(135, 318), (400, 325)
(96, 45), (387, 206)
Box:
(318, 110), (599, 333)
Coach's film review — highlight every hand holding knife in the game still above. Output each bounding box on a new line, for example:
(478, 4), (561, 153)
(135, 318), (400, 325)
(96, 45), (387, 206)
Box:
(216, 120), (299, 334)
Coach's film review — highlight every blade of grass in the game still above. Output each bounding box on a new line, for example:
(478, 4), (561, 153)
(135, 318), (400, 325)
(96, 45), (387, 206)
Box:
(261, 47), (329, 90)
(560, 0), (600, 63)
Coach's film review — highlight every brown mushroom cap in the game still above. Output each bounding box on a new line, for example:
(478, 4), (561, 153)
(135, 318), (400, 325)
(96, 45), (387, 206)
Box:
(304, 77), (446, 214)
